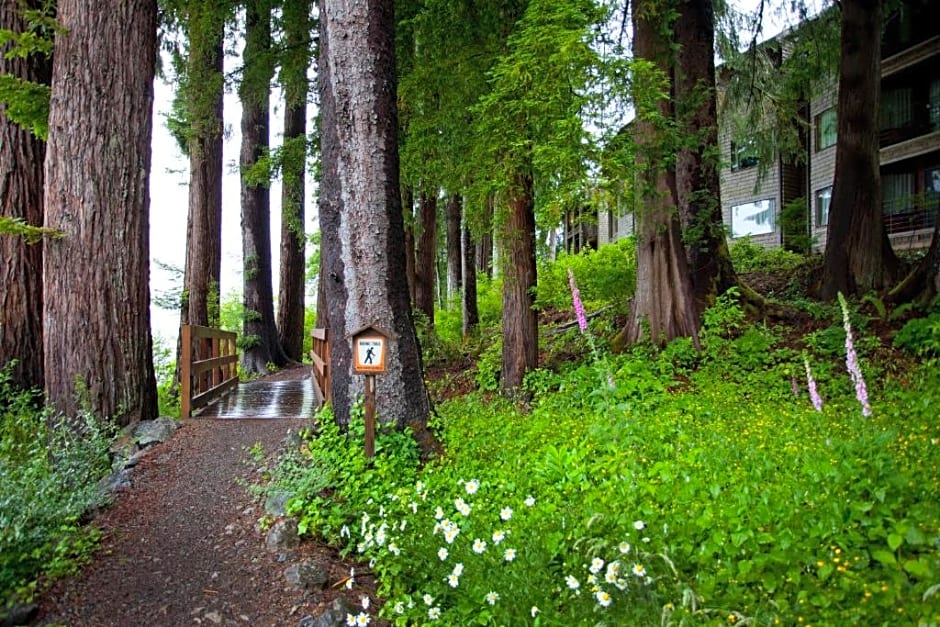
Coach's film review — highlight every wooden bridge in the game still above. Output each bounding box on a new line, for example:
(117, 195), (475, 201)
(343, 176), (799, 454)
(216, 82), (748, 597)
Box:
(179, 325), (330, 419)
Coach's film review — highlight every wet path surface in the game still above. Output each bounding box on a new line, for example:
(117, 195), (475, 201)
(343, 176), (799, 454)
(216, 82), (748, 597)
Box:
(198, 378), (316, 419)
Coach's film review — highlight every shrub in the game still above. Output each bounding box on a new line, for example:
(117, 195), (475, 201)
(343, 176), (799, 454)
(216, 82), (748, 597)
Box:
(730, 236), (805, 273)
(0, 365), (112, 606)
(894, 312), (940, 359)
(536, 239), (635, 312)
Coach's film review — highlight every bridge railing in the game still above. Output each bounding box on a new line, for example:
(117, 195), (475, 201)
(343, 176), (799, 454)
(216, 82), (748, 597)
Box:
(180, 324), (239, 418)
(310, 328), (330, 407)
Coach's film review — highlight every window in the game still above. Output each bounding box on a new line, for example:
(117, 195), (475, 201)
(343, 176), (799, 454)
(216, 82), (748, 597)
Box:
(930, 80), (940, 131)
(815, 108), (837, 150)
(882, 172), (914, 215)
(731, 199), (775, 237)
(815, 186), (832, 227)
(730, 140), (759, 171)
(880, 88), (913, 130)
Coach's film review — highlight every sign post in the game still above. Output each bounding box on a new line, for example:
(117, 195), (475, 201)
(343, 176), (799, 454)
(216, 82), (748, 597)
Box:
(350, 325), (393, 458)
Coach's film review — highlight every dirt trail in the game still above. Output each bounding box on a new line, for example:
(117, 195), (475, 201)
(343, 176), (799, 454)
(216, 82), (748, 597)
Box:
(35, 417), (316, 626)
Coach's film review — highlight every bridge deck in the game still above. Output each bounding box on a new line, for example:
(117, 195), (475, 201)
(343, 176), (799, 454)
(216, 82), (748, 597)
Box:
(197, 378), (315, 419)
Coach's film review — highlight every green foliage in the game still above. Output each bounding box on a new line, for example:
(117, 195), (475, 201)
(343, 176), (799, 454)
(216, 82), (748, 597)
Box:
(0, 75), (50, 138)
(285, 405), (420, 543)
(0, 0), (57, 138)
(894, 313), (940, 359)
(781, 197), (813, 254)
(536, 238), (636, 312)
(0, 365), (113, 606)
(473, 331), (503, 393)
(730, 236), (805, 273)
(277, 308), (940, 625)
(218, 289), (245, 334)
(152, 335), (179, 418)
(0, 216), (62, 244)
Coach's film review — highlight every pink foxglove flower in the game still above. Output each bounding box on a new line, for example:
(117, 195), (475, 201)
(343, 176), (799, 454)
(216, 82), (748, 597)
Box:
(567, 268), (588, 333)
(838, 293), (871, 417)
(804, 356), (823, 412)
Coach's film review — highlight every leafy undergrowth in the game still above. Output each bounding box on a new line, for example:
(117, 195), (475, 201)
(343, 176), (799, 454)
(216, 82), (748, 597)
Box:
(281, 295), (940, 625)
(0, 367), (112, 610)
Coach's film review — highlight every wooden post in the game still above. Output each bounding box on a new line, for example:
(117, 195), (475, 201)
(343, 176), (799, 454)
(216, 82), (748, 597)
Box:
(364, 374), (376, 458)
(180, 324), (192, 418)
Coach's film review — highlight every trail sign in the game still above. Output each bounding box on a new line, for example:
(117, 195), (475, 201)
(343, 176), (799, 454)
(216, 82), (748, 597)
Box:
(351, 326), (391, 374)
(348, 325), (395, 458)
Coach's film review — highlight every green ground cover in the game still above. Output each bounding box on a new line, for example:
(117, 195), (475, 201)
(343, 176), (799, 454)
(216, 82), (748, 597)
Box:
(283, 245), (940, 625)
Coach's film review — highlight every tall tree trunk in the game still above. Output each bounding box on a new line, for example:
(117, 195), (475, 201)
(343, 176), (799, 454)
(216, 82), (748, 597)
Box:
(43, 0), (158, 425)
(461, 223), (479, 337)
(617, 0), (700, 348)
(277, 0), (312, 362)
(674, 0), (737, 313)
(415, 187), (437, 324)
(821, 0), (898, 299)
(0, 0), (49, 390)
(175, 5), (225, 390)
(181, 6), (224, 329)
(318, 0), (434, 452)
(402, 186), (417, 306)
(501, 170), (538, 393)
(477, 194), (494, 278)
(446, 193), (462, 302)
(240, 0), (287, 374)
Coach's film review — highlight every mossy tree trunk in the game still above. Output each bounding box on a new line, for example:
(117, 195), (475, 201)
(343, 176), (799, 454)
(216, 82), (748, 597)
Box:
(617, 0), (700, 348)
(277, 0), (312, 362)
(240, 0), (288, 374)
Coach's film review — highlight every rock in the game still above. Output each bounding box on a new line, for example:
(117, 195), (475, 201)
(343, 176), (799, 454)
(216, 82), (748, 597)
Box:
(305, 597), (356, 627)
(264, 492), (291, 517)
(95, 467), (133, 503)
(284, 560), (329, 592)
(204, 610), (222, 624)
(0, 602), (38, 627)
(124, 447), (150, 469)
(133, 416), (179, 448)
(266, 519), (299, 549)
(109, 434), (140, 469)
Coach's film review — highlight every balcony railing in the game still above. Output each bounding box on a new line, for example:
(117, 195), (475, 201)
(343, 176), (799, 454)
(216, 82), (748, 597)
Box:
(884, 205), (938, 235)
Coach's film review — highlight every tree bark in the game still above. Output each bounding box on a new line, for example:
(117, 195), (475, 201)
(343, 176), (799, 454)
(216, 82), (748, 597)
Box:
(277, 0), (312, 362)
(318, 0), (433, 452)
(821, 0), (898, 299)
(0, 0), (49, 390)
(43, 0), (158, 425)
(477, 194), (494, 278)
(674, 0), (738, 313)
(446, 193), (462, 301)
(500, 170), (538, 393)
(180, 5), (224, 330)
(240, 0), (288, 374)
(617, 0), (700, 348)
(402, 186), (417, 306)
(461, 223), (479, 337)
(414, 187), (437, 324)
(174, 4), (225, 393)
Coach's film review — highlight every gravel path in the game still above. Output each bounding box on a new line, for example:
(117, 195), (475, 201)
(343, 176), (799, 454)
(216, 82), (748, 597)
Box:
(35, 418), (315, 626)
(33, 366), (382, 626)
